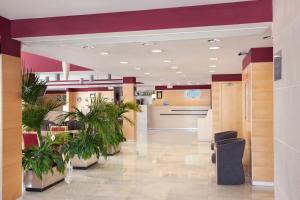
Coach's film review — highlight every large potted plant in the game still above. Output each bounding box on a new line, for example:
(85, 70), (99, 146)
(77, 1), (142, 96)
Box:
(103, 100), (141, 155)
(60, 97), (108, 169)
(22, 70), (69, 191)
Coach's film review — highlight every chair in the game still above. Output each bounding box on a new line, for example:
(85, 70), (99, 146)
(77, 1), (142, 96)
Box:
(42, 120), (56, 131)
(216, 138), (245, 185)
(211, 131), (238, 150)
(66, 120), (81, 130)
(23, 133), (39, 150)
(211, 131), (238, 163)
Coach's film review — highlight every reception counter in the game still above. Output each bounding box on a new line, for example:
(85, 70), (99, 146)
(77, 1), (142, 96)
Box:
(148, 106), (209, 129)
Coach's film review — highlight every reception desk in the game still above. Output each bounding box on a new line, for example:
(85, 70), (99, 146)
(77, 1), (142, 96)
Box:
(148, 106), (209, 129)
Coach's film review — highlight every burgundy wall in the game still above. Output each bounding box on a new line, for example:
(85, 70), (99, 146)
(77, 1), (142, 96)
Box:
(11, 0), (272, 38)
(242, 47), (274, 69)
(0, 16), (20, 57)
(212, 74), (242, 82)
(155, 85), (211, 90)
(21, 51), (92, 72)
(67, 87), (111, 92)
(123, 77), (136, 84)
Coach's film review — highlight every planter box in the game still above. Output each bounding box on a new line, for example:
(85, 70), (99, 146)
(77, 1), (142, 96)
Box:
(24, 167), (66, 192)
(72, 154), (98, 169)
(108, 144), (122, 156)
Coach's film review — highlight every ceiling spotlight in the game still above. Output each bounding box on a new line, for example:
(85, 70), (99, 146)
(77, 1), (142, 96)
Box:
(135, 67), (141, 70)
(170, 66), (178, 70)
(151, 49), (163, 53)
(120, 61), (129, 64)
(208, 38), (221, 43)
(209, 46), (221, 50)
(82, 45), (95, 49)
(209, 65), (217, 68)
(209, 57), (218, 61)
(176, 71), (183, 74)
(209, 70), (216, 73)
(100, 51), (110, 56)
(144, 72), (151, 75)
(163, 60), (172, 63)
(142, 42), (157, 46)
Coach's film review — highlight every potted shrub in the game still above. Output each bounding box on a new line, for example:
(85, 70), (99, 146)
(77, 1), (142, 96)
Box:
(22, 70), (69, 191)
(102, 100), (141, 155)
(59, 97), (108, 169)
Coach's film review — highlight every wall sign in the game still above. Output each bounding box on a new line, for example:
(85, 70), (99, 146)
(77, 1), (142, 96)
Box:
(184, 90), (202, 99)
(274, 50), (282, 81)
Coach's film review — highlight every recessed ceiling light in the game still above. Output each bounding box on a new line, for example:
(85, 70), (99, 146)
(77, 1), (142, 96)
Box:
(151, 49), (163, 53)
(209, 70), (216, 73)
(209, 65), (217, 68)
(82, 45), (95, 49)
(164, 60), (172, 63)
(176, 71), (183, 74)
(170, 66), (178, 70)
(135, 67), (141, 70)
(142, 42), (157, 46)
(144, 72), (151, 75)
(100, 51), (110, 56)
(208, 38), (221, 43)
(120, 61), (129, 64)
(209, 46), (221, 50)
(209, 57), (218, 61)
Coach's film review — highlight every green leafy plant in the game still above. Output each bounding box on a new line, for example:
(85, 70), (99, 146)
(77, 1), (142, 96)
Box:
(22, 69), (47, 105)
(59, 99), (108, 160)
(22, 132), (70, 180)
(22, 70), (67, 180)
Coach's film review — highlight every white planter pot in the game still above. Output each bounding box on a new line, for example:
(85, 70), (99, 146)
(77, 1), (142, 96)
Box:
(108, 143), (122, 156)
(71, 154), (98, 169)
(24, 167), (66, 192)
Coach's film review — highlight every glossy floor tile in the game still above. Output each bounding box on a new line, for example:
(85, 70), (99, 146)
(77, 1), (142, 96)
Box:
(20, 130), (274, 200)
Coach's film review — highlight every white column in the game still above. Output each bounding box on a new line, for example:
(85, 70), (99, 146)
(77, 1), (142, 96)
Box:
(62, 61), (70, 80)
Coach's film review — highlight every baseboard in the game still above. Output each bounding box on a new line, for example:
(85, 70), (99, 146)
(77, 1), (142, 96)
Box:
(252, 181), (274, 187)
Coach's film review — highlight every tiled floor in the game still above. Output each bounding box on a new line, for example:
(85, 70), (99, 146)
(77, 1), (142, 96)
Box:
(21, 130), (274, 200)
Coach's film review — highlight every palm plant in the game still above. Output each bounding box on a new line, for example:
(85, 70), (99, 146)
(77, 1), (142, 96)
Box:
(22, 69), (47, 105)
(59, 106), (105, 160)
(22, 70), (67, 180)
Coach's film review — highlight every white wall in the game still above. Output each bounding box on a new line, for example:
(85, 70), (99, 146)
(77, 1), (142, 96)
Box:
(273, 1), (300, 199)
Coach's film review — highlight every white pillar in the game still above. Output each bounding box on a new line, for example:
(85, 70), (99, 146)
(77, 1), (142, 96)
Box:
(62, 61), (70, 80)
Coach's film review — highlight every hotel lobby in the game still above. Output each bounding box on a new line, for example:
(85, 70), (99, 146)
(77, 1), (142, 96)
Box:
(0, 0), (299, 200)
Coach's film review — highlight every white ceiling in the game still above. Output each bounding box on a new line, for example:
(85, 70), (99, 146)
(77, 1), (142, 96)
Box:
(21, 23), (272, 86)
(1, 0), (249, 20)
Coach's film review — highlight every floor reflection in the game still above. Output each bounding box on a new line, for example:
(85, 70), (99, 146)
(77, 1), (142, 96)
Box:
(21, 130), (274, 200)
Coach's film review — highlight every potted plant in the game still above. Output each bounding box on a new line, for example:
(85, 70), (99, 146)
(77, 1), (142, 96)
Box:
(59, 97), (108, 169)
(103, 100), (141, 155)
(22, 70), (69, 191)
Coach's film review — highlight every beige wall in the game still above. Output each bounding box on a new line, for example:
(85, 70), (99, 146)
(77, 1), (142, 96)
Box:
(122, 84), (136, 141)
(242, 62), (274, 184)
(153, 89), (211, 106)
(0, 54), (22, 200)
(212, 81), (243, 137)
(68, 90), (114, 112)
